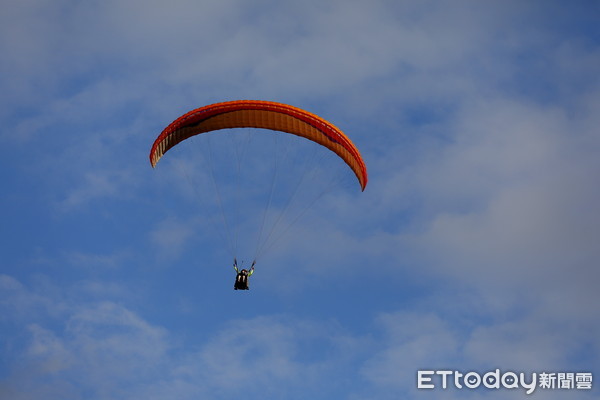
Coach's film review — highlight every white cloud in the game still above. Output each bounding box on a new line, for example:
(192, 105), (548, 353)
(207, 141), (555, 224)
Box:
(149, 216), (199, 260)
(361, 312), (460, 389)
(58, 171), (128, 210)
(26, 324), (74, 374)
(0, 275), (67, 323)
(63, 250), (131, 270)
(399, 98), (600, 304)
(1, 278), (170, 399)
(2, 273), (598, 400)
(2, 277), (357, 399)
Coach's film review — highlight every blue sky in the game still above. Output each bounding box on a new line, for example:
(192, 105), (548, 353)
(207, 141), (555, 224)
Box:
(1, 0), (599, 399)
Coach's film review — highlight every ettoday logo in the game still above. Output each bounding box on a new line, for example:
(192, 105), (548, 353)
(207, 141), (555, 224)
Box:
(417, 369), (593, 395)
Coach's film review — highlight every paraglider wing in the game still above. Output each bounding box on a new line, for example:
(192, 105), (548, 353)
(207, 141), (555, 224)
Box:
(149, 100), (368, 190)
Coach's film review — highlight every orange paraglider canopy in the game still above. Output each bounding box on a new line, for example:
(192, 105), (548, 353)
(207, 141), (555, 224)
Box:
(149, 100), (367, 190)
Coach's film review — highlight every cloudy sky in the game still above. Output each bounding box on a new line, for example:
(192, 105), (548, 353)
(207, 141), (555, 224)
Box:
(1, 0), (599, 399)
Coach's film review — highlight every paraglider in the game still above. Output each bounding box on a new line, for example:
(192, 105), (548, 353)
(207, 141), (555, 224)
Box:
(149, 100), (367, 289)
(233, 258), (255, 290)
